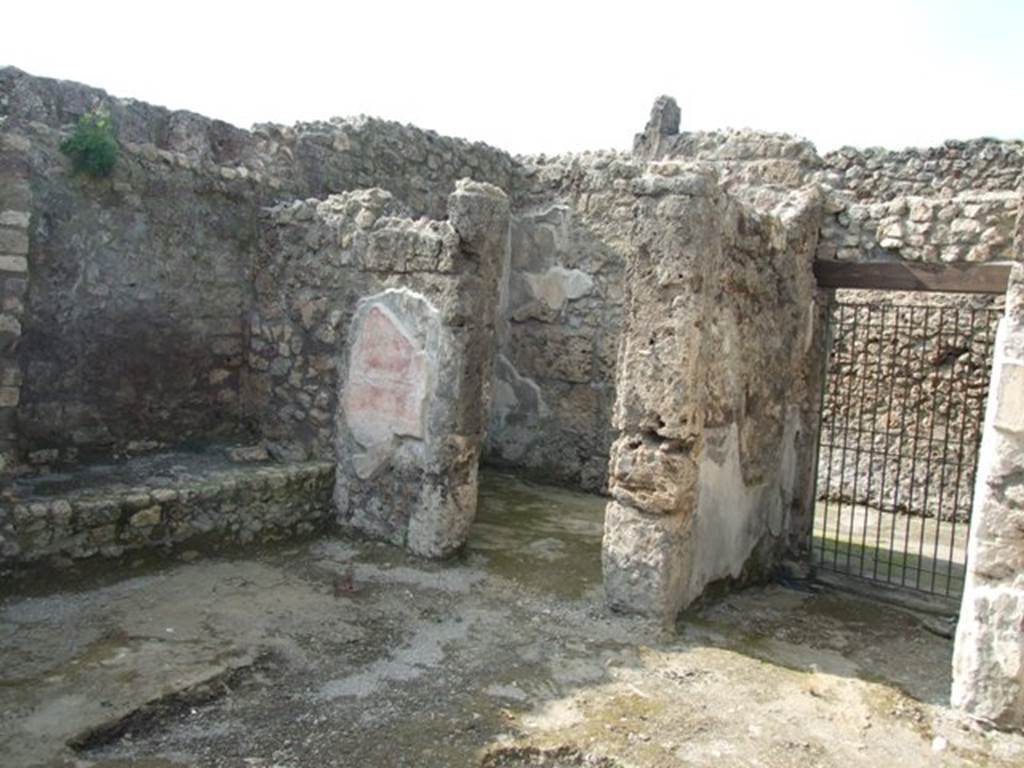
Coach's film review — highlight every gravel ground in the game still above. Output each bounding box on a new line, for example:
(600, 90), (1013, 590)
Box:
(1, 469), (1022, 767)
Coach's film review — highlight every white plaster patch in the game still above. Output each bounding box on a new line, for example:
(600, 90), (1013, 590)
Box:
(689, 424), (770, 604)
(525, 266), (594, 312)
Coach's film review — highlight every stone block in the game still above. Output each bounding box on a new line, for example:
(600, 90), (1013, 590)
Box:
(608, 434), (699, 515)
(0, 229), (29, 256)
(953, 266), (1024, 731)
(602, 501), (690, 622)
(0, 211), (29, 228)
(0, 256), (27, 273)
(130, 506), (162, 528)
(0, 315), (22, 336)
(994, 363), (1024, 433)
(953, 585), (1024, 730)
(27, 448), (58, 465)
(0, 133), (31, 152)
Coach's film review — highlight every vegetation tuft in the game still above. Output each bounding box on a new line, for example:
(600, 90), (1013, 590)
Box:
(60, 111), (118, 178)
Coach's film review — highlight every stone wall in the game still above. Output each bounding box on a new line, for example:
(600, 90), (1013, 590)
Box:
(818, 291), (1003, 522)
(952, 263), (1024, 730)
(485, 99), (831, 493)
(3, 67), (1023, 607)
(0, 67), (517, 219)
(0, 455), (334, 567)
(1, 68), (268, 464)
(0, 66), (517, 471)
(9, 120), (260, 464)
(817, 192), (1019, 264)
(0, 131), (31, 472)
(249, 117), (517, 220)
(814, 138), (1023, 266)
(811, 135), (1023, 519)
(821, 140), (1024, 202)
(601, 163), (825, 621)
(486, 152), (635, 491)
(4, 68), (1024, 727)
(249, 189), (405, 461)
(633, 96), (822, 190)
(249, 181), (509, 557)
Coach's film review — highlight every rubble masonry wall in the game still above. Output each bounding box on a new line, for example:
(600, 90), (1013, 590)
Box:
(250, 182), (508, 556)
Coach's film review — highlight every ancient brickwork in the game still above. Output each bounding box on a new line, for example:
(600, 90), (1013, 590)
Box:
(953, 264), (1024, 730)
(0, 455), (334, 566)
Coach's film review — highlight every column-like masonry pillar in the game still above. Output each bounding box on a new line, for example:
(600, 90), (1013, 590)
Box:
(0, 131), (31, 476)
(602, 165), (823, 625)
(335, 181), (509, 558)
(602, 168), (721, 622)
(952, 262), (1024, 731)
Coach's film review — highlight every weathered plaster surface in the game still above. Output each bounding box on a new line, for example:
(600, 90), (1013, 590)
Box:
(343, 295), (436, 477)
(601, 152), (825, 622)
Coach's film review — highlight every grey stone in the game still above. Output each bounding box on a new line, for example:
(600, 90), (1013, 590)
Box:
(329, 184), (509, 559)
(952, 265), (1024, 731)
(0, 256), (27, 273)
(602, 166), (823, 622)
(0, 211), (29, 228)
(227, 445), (271, 463)
(602, 501), (689, 620)
(0, 228), (28, 255)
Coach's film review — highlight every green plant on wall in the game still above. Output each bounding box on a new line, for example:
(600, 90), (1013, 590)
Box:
(60, 111), (118, 178)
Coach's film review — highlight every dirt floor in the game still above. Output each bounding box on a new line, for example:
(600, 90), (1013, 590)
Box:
(2, 469), (1023, 768)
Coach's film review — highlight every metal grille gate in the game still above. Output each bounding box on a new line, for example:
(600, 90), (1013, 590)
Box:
(812, 296), (1002, 598)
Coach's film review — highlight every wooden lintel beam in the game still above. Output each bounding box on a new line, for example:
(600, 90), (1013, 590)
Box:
(813, 260), (1013, 295)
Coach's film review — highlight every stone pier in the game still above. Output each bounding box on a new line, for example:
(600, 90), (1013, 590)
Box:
(332, 182), (510, 557)
(952, 263), (1024, 730)
(601, 162), (824, 623)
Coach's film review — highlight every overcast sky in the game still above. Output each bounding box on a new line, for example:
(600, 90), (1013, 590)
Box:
(5, 1), (1022, 155)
